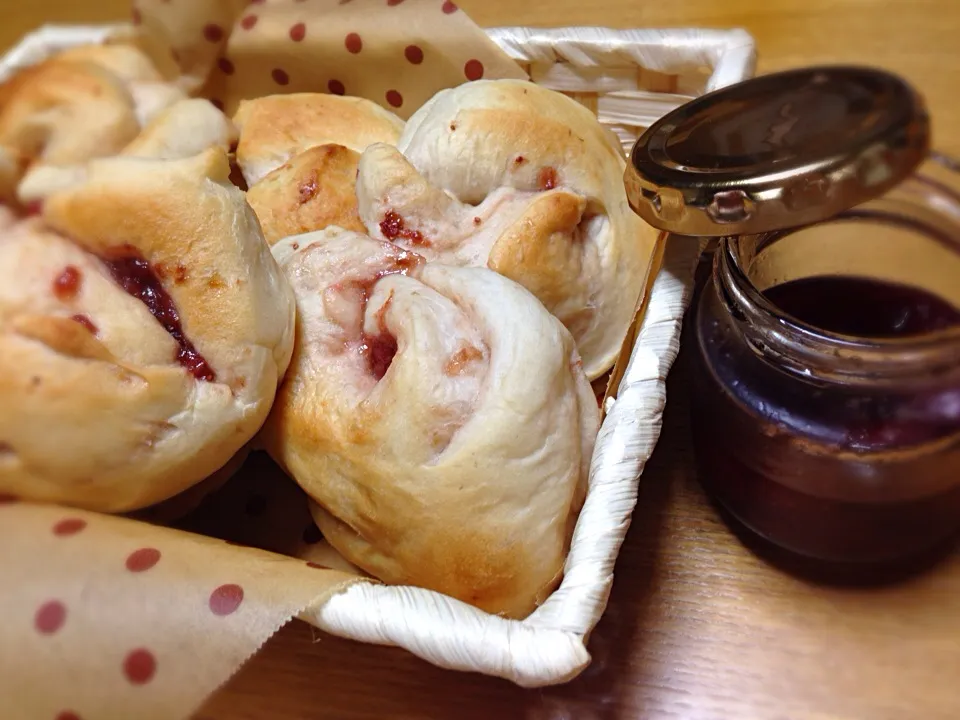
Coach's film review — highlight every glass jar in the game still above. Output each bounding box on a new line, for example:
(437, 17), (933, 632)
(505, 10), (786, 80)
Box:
(625, 66), (960, 576)
(691, 158), (960, 569)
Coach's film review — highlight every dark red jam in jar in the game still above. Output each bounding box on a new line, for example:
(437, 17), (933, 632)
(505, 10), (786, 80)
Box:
(691, 172), (960, 571)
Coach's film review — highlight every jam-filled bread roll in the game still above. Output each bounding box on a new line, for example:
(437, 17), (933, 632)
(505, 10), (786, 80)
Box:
(119, 98), (237, 160)
(18, 98), (238, 203)
(260, 227), (599, 618)
(0, 44), (185, 202)
(0, 149), (295, 513)
(356, 79), (659, 380)
(50, 44), (186, 127)
(245, 144), (368, 245)
(234, 94), (404, 244)
(232, 93), (405, 187)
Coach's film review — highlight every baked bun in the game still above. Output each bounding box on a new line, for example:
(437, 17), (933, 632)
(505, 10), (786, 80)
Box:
(18, 98), (237, 203)
(355, 79), (659, 379)
(119, 98), (237, 160)
(0, 149), (295, 513)
(0, 59), (139, 200)
(260, 226), (598, 618)
(233, 93), (405, 186)
(51, 44), (186, 126)
(245, 144), (367, 245)
(0, 44), (185, 203)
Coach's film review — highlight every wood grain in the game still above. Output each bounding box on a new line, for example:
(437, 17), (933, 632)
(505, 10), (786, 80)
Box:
(5, 2), (960, 718)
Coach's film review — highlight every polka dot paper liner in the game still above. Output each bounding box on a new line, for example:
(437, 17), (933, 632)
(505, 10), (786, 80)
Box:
(140, 0), (528, 119)
(1, 481), (359, 720)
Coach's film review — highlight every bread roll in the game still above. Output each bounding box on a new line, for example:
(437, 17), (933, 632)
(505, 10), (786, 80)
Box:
(0, 149), (295, 513)
(245, 144), (367, 246)
(233, 93), (404, 187)
(0, 44), (186, 203)
(18, 98), (238, 203)
(51, 44), (186, 127)
(260, 226), (598, 618)
(355, 79), (660, 380)
(233, 93), (405, 244)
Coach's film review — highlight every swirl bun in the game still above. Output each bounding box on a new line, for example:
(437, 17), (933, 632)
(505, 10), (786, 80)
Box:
(262, 227), (598, 618)
(0, 44), (186, 203)
(356, 79), (659, 379)
(233, 93), (404, 187)
(0, 149), (295, 512)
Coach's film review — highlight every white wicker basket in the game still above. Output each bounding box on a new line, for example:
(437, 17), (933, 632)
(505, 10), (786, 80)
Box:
(0, 23), (756, 688)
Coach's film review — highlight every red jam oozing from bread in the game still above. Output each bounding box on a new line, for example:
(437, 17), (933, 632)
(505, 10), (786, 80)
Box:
(70, 314), (98, 334)
(298, 176), (319, 204)
(380, 210), (431, 247)
(53, 266), (82, 301)
(360, 289), (398, 380)
(360, 332), (398, 380)
(23, 199), (44, 217)
(346, 255), (424, 381)
(537, 166), (558, 191)
(102, 246), (216, 382)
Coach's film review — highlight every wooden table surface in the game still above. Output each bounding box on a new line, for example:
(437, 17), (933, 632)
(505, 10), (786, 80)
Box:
(6, 1), (960, 718)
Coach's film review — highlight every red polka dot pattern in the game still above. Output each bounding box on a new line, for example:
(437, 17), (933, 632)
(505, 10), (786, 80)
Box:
(218, 57), (235, 75)
(272, 68), (290, 86)
(53, 518), (86, 536)
(464, 59), (484, 81)
(35, 600), (66, 635)
(240, 15), (259, 31)
(328, 79), (346, 95)
(345, 33), (363, 54)
(209, 584), (244, 616)
(386, 90), (404, 108)
(202, 23), (224, 43)
(442, 1), (459, 13)
(405, 45), (424, 64)
(289, 23), (306, 42)
(125, 548), (161, 573)
(123, 648), (157, 685)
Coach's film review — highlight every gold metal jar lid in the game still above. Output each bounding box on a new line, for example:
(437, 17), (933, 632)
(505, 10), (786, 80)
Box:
(625, 66), (931, 236)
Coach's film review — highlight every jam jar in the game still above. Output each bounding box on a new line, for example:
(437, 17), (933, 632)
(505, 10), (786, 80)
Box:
(625, 67), (960, 572)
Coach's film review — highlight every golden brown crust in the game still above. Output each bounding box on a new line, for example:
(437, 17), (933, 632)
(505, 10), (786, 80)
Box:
(245, 144), (367, 245)
(233, 93), (404, 186)
(122, 98), (237, 159)
(0, 44), (187, 205)
(0, 58), (140, 168)
(17, 98), (238, 203)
